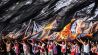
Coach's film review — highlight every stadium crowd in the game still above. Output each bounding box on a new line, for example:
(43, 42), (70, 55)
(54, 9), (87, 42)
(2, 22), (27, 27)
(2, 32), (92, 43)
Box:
(0, 37), (98, 55)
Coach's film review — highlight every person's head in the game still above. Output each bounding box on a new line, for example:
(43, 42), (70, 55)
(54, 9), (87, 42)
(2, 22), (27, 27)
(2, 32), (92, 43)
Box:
(62, 41), (65, 45)
(50, 41), (53, 45)
(35, 43), (37, 46)
(96, 41), (98, 44)
(38, 42), (41, 46)
(7, 40), (11, 44)
(90, 41), (92, 43)
(15, 42), (18, 45)
(91, 42), (94, 46)
(74, 41), (76, 44)
(47, 41), (50, 44)
(76, 42), (79, 46)
(15, 40), (18, 44)
(84, 41), (87, 45)
(42, 43), (45, 47)
(22, 40), (26, 43)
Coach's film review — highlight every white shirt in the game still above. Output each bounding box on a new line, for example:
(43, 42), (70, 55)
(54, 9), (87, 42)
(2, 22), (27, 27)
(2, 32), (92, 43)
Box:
(22, 43), (28, 52)
(6, 43), (11, 52)
(83, 44), (90, 53)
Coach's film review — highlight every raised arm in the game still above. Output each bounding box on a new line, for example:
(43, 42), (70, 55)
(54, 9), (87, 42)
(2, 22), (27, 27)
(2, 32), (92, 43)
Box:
(18, 40), (23, 45)
(54, 41), (62, 46)
(87, 39), (90, 44)
(27, 40), (30, 43)
(76, 38), (81, 43)
(80, 39), (84, 44)
(76, 38), (84, 44)
(2, 39), (6, 44)
(27, 40), (33, 45)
